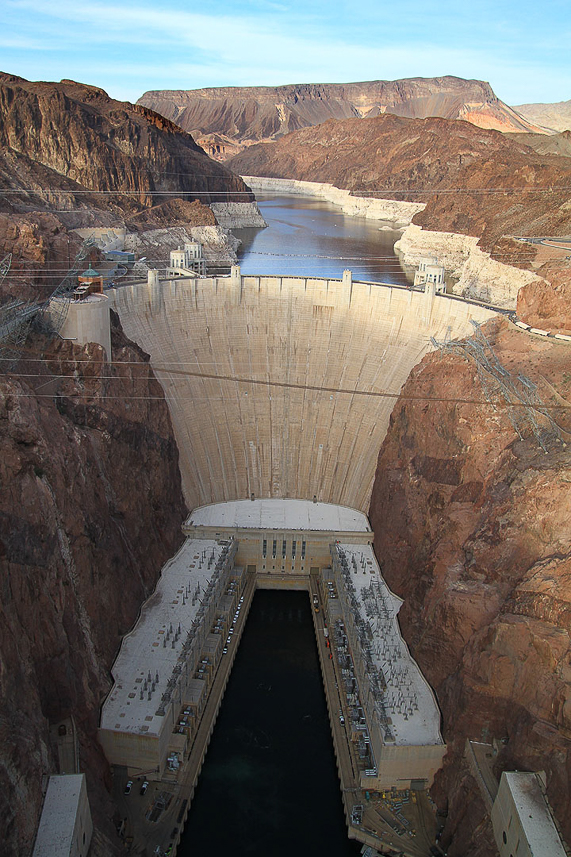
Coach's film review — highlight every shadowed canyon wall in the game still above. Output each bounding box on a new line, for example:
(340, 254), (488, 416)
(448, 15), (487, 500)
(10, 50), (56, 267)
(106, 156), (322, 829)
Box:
(0, 319), (186, 856)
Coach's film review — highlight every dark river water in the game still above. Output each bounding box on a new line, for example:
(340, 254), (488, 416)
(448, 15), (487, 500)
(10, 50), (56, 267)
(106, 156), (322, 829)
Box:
(178, 590), (361, 857)
(235, 193), (411, 285)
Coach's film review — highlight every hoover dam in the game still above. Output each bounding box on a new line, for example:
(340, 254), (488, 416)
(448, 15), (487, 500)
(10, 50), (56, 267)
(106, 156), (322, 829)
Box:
(100, 268), (504, 855)
(111, 269), (498, 512)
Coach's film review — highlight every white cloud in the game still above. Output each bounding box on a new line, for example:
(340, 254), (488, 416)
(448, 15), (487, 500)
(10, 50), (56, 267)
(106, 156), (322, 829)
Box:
(2, 0), (571, 103)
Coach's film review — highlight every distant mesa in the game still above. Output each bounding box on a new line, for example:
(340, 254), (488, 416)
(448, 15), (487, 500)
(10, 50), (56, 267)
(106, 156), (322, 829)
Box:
(137, 76), (549, 158)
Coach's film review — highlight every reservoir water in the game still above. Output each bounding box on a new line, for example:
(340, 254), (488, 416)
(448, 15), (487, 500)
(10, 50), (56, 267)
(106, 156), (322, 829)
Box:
(235, 193), (411, 285)
(178, 590), (361, 856)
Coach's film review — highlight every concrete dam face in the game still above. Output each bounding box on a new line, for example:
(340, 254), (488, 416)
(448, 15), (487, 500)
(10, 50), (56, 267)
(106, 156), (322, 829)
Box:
(112, 272), (497, 512)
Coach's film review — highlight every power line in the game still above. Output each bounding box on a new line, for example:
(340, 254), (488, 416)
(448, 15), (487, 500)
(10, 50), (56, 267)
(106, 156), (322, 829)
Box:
(2, 185), (571, 197)
(4, 390), (570, 411)
(1, 251), (551, 279)
(4, 366), (571, 411)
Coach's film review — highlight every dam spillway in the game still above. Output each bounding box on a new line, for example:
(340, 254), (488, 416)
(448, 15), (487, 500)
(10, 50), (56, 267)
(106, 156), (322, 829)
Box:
(111, 271), (498, 511)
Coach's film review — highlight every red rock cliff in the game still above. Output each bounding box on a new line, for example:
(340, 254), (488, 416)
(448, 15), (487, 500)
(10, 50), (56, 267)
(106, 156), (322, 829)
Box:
(368, 306), (571, 855)
(0, 316), (187, 855)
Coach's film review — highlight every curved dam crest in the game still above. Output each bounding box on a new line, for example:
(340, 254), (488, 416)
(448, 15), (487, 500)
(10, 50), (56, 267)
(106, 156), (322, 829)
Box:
(111, 272), (497, 512)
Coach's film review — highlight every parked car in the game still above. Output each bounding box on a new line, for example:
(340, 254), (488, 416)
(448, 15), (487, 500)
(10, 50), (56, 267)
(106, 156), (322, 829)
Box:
(140, 780), (149, 795)
(124, 780), (133, 795)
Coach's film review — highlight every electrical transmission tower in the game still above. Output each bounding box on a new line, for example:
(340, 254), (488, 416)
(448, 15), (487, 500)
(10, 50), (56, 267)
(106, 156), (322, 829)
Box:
(431, 319), (562, 452)
(0, 239), (96, 371)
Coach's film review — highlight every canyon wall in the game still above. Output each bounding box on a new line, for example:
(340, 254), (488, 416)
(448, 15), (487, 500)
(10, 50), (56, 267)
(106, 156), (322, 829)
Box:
(0, 73), (251, 208)
(368, 311), (571, 855)
(0, 73), (255, 306)
(0, 319), (187, 855)
(228, 114), (571, 258)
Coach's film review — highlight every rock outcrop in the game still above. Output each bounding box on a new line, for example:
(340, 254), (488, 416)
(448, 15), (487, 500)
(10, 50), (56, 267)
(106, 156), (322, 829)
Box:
(517, 258), (571, 331)
(0, 73), (254, 303)
(0, 73), (251, 208)
(0, 318), (187, 855)
(368, 308), (571, 855)
(138, 76), (545, 155)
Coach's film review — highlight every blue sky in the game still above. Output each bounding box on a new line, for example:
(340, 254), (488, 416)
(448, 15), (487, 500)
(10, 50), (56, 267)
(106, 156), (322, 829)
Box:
(1, 0), (569, 106)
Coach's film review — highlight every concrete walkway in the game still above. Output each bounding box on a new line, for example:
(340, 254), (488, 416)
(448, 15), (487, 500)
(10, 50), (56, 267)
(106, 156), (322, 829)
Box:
(50, 717), (79, 775)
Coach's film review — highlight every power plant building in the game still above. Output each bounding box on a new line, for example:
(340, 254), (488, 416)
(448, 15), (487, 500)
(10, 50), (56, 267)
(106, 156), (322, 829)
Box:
(98, 537), (239, 776)
(331, 543), (446, 789)
(100, 499), (445, 790)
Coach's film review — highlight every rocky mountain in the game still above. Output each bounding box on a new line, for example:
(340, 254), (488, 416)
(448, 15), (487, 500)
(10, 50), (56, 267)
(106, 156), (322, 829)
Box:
(505, 129), (571, 159)
(514, 99), (571, 133)
(0, 73), (251, 208)
(0, 74), (244, 855)
(369, 262), (571, 855)
(0, 319), (187, 856)
(228, 113), (571, 254)
(0, 73), (253, 303)
(137, 76), (547, 157)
